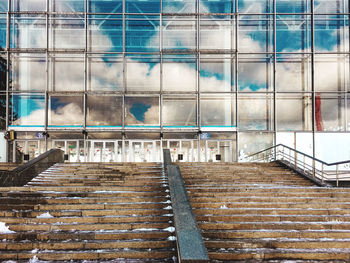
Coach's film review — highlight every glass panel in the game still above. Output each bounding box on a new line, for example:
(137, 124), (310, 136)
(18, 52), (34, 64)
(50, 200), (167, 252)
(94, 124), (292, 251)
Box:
(9, 94), (45, 127)
(315, 55), (349, 92)
(10, 15), (46, 49)
(316, 93), (345, 131)
(162, 0), (196, 13)
(201, 95), (235, 127)
(238, 94), (273, 130)
(238, 54), (273, 92)
(105, 142), (115, 162)
(314, 15), (349, 53)
(11, 54), (46, 91)
(88, 55), (123, 91)
(0, 15), (6, 48)
(276, 0), (310, 13)
(0, 94), (5, 130)
(276, 15), (311, 52)
(0, 53), (7, 92)
(49, 15), (85, 50)
(88, 0), (122, 13)
(126, 0), (160, 13)
(48, 95), (84, 127)
(163, 96), (197, 127)
(0, 0), (7, 12)
(11, 0), (46, 11)
(86, 95), (122, 127)
(238, 0), (273, 13)
(28, 141), (39, 160)
(238, 132), (273, 161)
(276, 54), (312, 92)
(126, 55), (160, 92)
(200, 55), (233, 92)
(125, 96), (159, 126)
(50, 0), (85, 12)
(50, 55), (84, 91)
(200, 0), (233, 13)
(126, 15), (160, 52)
(314, 0), (348, 13)
(88, 15), (122, 52)
(200, 16), (234, 50)
(276, 93), (312, 131)
(239, 15), (273, 53)
(169, 141), (180, 161)
(162, 16), (196, 50)
(163, 56), (196, 92)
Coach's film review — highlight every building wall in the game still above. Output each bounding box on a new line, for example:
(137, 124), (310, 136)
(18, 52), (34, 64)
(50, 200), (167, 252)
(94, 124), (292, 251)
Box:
(0, 0), (349, 162)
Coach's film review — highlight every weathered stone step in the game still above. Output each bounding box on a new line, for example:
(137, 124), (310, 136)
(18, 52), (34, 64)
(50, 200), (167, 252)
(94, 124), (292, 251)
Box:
(8, 222), (171, 232)
(191, 202), (350, 209)
(196, 214), (350, 223)
(205, 238), (350, 249)
(1, 239), (174, 251)
(0, 196), (168, 205)
(0, 191), (167, 198)
(0, 230), (172, 241)
(193, 208), (350, 216)
(189, 191), (349, 198)
(0, 249), (175, 261)
(190, 196), (350, 203)
(1, 215), (172, 225)
(202, 230), (350, 239)
(207, 249), (350, 261)
(2, 208), (172, 218)
(199, 221), (350, 231)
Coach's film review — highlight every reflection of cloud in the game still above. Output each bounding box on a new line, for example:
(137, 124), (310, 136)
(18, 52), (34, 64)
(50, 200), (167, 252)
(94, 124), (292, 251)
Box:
(49, 103), (84, 126)
(11, 4), (350, 131)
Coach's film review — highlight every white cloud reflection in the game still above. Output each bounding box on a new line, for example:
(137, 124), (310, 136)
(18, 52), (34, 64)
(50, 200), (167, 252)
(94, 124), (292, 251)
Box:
(11, 2), (350, 131)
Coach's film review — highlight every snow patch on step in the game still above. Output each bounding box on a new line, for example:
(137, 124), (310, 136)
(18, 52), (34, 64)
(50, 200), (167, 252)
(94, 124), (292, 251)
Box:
(164, 226), (175, 232)
(0, 222), (15, 233)
(36, 212), (54, 218)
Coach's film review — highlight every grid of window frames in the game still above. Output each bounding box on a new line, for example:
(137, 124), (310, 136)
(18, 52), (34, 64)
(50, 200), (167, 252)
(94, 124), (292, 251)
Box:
(0, 0), (349, 159)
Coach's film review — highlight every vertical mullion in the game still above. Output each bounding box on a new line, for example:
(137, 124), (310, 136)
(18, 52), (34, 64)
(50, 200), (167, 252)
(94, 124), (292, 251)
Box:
(311, 0), (316, 158)
(6, 0), (10, 134)
(83, 0), (87, 130)
(235, 0), (239, 161)
(160, 0), (163, 131)
(273, 0), (277, 145)
(122, 0), (126, 130)
(197, 0), (200, 131)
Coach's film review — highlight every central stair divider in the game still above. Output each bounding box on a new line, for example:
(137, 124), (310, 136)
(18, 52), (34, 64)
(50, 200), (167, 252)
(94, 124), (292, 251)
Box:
(163, 149), (209, 263)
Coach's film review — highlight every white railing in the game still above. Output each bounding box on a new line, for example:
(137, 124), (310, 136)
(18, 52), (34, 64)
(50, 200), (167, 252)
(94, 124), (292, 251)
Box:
(245, 144), (350, 187)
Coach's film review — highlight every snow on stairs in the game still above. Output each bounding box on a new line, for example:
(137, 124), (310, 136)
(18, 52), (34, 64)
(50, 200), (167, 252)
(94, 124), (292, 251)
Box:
(0, 162), (176, 262)
(179, 162), (350, 262)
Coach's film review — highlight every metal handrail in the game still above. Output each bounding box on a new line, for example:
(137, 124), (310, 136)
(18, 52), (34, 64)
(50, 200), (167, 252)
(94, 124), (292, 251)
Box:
(245, 144), (350, 187)
(248, 144), (350, 166)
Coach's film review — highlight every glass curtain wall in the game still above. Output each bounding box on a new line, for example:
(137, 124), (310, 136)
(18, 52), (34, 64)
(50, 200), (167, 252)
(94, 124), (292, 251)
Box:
(1, 0), (350, 161)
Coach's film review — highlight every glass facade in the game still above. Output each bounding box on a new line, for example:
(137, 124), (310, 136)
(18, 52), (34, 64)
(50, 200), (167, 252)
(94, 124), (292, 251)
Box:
(0, 0), (349, 162)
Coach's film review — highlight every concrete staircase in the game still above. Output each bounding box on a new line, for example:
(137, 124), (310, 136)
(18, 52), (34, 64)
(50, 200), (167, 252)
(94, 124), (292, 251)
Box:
(0, 162), (176, 262)
(179, 162), (350, 262)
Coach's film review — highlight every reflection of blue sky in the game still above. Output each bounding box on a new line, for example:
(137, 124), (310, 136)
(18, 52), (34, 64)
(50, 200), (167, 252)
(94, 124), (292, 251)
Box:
(130, 103), (151, 122)
(12, 95), (44, 118)
(5, 0), (349, 127)
(0, 16), (6, 48)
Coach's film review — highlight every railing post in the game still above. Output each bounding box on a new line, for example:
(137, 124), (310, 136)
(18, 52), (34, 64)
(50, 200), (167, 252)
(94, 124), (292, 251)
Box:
(321, 163), (324, 184)
(312, 159), (315, 178)
(295, 153), (297, 168)
(336, 164), (339, 187)
(303, 155), (306, 172)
